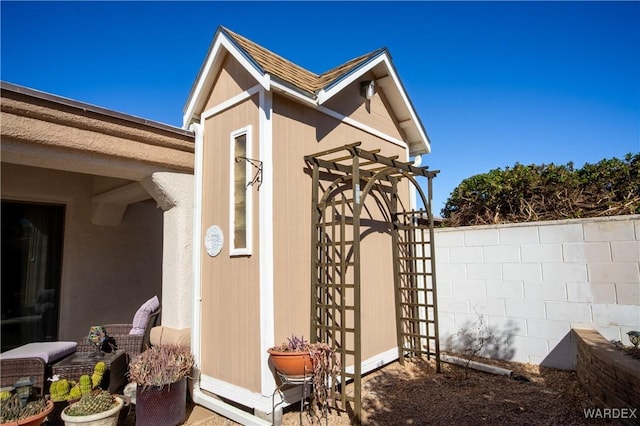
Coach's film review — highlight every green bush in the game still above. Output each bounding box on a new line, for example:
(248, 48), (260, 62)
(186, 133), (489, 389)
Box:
(441, 153), (639, 227)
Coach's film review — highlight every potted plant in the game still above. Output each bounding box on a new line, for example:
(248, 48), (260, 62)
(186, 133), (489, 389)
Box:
(60, 390), (123, 426)
(0, 391), (53, 426)
(128, 345), (194, 426)
(47, 362), (108, 426)
(268, 335), (340, 420)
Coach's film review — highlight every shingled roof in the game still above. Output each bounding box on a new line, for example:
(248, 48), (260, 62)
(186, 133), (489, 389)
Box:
(221, 26), (384, 97)
(183, 26), (431, 154)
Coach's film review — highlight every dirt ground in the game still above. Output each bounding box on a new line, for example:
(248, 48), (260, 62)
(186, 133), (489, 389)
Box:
(191, 355), (618, 425)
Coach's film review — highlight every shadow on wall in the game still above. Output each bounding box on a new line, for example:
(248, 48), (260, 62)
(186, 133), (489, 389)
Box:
(445, 319), (577, 370)
(541, 332), (577, 370)
(445, 317), (519, 361)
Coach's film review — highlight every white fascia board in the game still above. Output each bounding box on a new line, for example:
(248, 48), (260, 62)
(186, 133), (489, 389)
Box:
(183, 34), (270, 128)
(316, 54), (387, 105)
(220, 36), (270, 90)
(270, 80), (317, 105)
(316, 52), (431, 155)
(183, 34), (226, 128)
(380, 56), (431, 153)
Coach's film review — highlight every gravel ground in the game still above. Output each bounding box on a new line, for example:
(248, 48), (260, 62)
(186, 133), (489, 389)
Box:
(189, 355), (619, 425)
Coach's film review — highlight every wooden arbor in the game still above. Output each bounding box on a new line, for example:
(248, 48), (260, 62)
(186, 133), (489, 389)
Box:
(304, 143), (441, 423)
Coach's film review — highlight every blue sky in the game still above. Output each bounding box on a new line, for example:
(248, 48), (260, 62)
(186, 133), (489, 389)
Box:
(2, 1), (638, 215)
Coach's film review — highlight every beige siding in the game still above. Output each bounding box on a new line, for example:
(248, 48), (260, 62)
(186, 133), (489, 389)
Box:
(199, 95), (262, 393)
(322, 73), (405, 142)
(204, 54), (258, 111)
(272, 94), (410, 363)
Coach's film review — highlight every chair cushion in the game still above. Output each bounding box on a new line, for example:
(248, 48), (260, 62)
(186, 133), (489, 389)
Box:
(150, 326), (190, 347)
(0, 341), (77, 364)
(129, 295), (160, 335)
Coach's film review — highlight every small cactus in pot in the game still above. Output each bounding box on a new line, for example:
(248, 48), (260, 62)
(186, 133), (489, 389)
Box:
(61, 390), (123, 425)
(49, 362), (107, 403)
(64, 390), (116, 416)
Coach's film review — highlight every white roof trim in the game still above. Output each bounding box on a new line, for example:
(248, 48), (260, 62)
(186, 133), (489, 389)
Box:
(270, 80), (316, 105)
(316, 54), (387, 105)
(183, 31), (269, 128)
(379, 57), (431, 154)
(183, 30), (430, 155)
(317, 52), (430, 154)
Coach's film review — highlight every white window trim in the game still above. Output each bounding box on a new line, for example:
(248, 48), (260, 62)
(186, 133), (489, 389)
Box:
(229, 125), (253, 256)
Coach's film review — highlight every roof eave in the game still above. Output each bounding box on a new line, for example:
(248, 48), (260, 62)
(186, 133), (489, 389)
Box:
(182, 27), (270, 128)
(317, 51), (431, 156)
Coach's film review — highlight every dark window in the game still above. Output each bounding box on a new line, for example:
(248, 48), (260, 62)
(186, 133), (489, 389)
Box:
(1, 201), (64, 352)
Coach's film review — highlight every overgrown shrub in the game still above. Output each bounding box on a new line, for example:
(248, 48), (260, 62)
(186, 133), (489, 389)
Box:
(441, 153), (639, 226)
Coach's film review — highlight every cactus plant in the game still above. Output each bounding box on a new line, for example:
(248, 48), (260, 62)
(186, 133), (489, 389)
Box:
(92, 361), (106, 387)
(49, 361), (107, 403)
(64, 390), (116, 416)
(50, 379), (72, 402)
(79, 375), (92, 395)
(0, 392), (52, 423)
(69, 383), (83, 400)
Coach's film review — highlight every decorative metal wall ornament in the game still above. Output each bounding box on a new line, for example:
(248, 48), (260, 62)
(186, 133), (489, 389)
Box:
(205, 225), (224, 257)
(235, 156), (263, 189)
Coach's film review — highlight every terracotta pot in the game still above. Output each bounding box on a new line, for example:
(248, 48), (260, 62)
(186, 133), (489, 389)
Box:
(134, 377), (186, 426)
(0, 399), (54, 426)
(61, 396), (123, 426)
(267, 349), (313, 377)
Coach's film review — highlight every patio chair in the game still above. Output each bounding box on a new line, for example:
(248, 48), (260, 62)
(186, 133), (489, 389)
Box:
(0, 341), (78, 395)
(0, 357), (46, 396)
(77, 297), (161, 361)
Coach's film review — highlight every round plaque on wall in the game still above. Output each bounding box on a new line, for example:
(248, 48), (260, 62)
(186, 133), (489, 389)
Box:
(205, 225), (224, 257)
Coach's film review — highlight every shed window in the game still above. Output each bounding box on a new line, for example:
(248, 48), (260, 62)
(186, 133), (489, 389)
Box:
(230, 126), (252, 255)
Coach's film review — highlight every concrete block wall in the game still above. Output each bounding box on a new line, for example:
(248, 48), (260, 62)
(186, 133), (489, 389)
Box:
(434, 215), (640, 369)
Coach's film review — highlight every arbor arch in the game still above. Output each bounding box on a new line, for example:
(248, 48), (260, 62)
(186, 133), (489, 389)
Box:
(305, 142), (440, 423)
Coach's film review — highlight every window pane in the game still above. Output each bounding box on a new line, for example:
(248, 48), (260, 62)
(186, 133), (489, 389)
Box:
(1, 201), (64, 351)
(234, 134), (247, 249)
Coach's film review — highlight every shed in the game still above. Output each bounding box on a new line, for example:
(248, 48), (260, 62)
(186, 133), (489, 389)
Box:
(184, 27), (438, 422)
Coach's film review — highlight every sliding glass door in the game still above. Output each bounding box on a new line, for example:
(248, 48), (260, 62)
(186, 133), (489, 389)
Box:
(1, 201), (64, 352)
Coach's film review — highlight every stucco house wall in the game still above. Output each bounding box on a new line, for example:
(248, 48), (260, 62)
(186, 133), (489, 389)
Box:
(1, 81), (195, 344)
(1, 163), (163, 341)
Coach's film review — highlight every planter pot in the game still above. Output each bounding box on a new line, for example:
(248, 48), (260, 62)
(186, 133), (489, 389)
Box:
(0, 399), (53, 426)
(60, 396), (123, 426)
(267, 349), (313, 377)
(134, 377), (186, 426)
(47, 400), (71, 426)
(114, 394), (131, 426)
